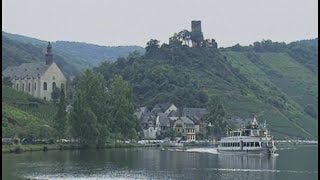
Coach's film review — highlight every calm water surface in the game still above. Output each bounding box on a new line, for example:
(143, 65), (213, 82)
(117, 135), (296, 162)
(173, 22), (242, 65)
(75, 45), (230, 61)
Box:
(2, 145), (318, 180)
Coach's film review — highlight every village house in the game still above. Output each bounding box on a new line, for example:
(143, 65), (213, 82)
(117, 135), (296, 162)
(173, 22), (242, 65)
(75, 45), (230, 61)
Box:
(173, 116), (196, 141)
(135, 103), (208, 140)
(2, 42), (67, 101)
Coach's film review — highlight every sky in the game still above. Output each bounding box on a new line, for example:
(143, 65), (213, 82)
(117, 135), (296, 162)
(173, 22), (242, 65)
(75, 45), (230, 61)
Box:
(2, 0), (318, 47)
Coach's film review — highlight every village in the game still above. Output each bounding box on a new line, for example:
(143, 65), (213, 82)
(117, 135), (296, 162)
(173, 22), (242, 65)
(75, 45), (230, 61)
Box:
(135, 103), (210, 143)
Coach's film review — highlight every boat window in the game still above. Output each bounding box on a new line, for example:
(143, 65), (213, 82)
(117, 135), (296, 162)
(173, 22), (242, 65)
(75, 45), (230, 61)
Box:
(255, 142), (260, 147)
(244, 130), (250, 136)
(244, 142), (247, 147)
(250, 142), (254, 147)
(237, 143), (240, 147)
(232, 132), (241, 136)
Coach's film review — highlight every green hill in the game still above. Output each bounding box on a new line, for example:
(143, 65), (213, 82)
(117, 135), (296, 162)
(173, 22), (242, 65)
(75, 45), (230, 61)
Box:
(2, 31), (145, 74)
(2, 85), (57, 138)
(2, 31), (317, 140)
(94, 39), (318, 140)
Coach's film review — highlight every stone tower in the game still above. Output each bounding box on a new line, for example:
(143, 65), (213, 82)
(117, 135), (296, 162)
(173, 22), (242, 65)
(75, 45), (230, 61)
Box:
(191, 21), (202, 33)
(45, 42), (53, 65)
(191, 21), (204, 47)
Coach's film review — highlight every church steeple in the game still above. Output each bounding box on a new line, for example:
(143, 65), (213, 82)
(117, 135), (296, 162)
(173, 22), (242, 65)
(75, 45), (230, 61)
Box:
(45, 42), (53, 65)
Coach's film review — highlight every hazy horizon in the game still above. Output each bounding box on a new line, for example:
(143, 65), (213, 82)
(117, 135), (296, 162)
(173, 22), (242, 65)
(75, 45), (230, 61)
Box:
(3, 0), (318, 47)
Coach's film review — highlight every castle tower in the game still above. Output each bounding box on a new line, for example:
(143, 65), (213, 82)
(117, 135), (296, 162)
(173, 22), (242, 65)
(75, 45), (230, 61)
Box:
(191, 21), (202, 33)
(45, 42), (53, 65)
(191, 21), (204, 47)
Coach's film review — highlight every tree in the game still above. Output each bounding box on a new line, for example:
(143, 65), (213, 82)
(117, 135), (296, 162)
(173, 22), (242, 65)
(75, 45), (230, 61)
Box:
(146, 39), (160, 55)
(108, 75), (137, 140)
(69, 92), (99, 147)
(70, 70), (108, 147)
(205, 95), (227, 137)
(54, 87), (67, 140)
(3, 77), (12, 86)
(51, 86), (60, 103)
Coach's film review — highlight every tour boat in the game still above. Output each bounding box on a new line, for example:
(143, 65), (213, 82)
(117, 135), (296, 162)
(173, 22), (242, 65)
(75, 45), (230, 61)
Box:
(217, 117), (277, 155)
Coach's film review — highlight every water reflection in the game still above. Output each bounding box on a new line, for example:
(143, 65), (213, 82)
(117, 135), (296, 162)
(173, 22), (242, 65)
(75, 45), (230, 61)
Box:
(217, 154), (277, 180)
(2, 146), (318, 180)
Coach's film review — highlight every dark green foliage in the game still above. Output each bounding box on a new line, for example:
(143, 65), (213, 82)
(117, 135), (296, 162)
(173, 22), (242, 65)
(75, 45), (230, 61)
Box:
(51, 86), (61, 104)
(54, 88), (67, 139)
(2, 77), (12, 86)
(161, 128), (176, 140)
(287, 38), (318, 73)
(69, 92), (99, 146)
(108, 75), (139, 139)
(205, 96), (227, 136)
(94, 37), (317, 139)
(68, 70), (138, 146)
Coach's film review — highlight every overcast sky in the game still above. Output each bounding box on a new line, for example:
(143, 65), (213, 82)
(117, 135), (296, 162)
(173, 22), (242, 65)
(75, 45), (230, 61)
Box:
(2, 0), (318, 47)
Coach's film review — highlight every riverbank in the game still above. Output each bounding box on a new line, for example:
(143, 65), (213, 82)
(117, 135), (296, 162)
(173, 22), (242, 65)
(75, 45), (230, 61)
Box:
(2, 143), (158, 154)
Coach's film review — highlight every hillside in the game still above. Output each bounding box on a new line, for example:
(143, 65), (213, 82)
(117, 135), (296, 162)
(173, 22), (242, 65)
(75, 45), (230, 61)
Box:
(94, 39), (318, 140)
(2, 31), (145, 74)
(2, 85), (57, 138)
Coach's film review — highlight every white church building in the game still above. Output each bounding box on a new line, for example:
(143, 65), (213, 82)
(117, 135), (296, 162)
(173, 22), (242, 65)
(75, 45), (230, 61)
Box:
(2, 42), (67, 101)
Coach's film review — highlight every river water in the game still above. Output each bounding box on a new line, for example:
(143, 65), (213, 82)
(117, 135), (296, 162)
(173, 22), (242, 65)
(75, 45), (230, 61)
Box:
(2, 145), (318, 180)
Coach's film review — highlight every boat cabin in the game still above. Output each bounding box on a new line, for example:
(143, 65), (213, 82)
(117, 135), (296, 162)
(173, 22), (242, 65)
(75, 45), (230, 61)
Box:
(229, 129), (264, 137)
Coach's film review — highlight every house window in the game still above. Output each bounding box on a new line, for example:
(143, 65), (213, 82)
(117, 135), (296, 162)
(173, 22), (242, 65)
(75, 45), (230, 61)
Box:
(52, 82), (56, 90)
(34, 83), (36, 90)
(43, 82), (47, 90)
(44, 97), (46, 100)
(16, 84), (19, 90)
(28, 83), (31, 92)
(22, 83), (25, 91)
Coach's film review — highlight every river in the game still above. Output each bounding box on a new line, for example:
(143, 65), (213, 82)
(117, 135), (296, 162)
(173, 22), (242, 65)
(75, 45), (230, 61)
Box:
(2, 145), (318, 180)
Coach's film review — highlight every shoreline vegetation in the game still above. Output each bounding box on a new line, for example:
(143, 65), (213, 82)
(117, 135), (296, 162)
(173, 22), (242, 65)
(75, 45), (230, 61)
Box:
(2, 143), (158, 154)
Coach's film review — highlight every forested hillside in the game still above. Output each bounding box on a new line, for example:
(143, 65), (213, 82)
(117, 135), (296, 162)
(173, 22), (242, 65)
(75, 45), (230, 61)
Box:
(2, 31), (145, 75)
(2, 31), (317, 140)
(94, 38), (318, 139)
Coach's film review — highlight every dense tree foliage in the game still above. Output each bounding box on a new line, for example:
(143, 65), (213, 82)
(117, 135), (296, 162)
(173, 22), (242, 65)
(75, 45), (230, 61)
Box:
(205, 96), (227, 137)
(2, 30), (317, 140)
(68, 70), (138, 147)
(54, 88), (67, 140)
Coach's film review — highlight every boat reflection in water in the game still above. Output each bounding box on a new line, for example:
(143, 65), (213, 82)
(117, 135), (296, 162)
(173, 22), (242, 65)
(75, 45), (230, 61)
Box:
(216, 153), (278, 180)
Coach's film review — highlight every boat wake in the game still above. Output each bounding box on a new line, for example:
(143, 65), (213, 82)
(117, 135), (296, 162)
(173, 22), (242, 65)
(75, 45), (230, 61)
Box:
(185, 148), (219, 154)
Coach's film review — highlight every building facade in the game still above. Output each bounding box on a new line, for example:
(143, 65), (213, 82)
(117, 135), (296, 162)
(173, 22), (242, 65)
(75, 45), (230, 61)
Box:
(2, 42), (67, 101)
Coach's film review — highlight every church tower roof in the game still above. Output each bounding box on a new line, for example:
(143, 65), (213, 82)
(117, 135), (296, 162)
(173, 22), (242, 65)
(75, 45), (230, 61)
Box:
(45, 42), (53, 65)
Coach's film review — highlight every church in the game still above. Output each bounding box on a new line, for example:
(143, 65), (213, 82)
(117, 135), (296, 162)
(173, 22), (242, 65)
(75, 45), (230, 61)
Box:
(2, 42), (67, 101)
